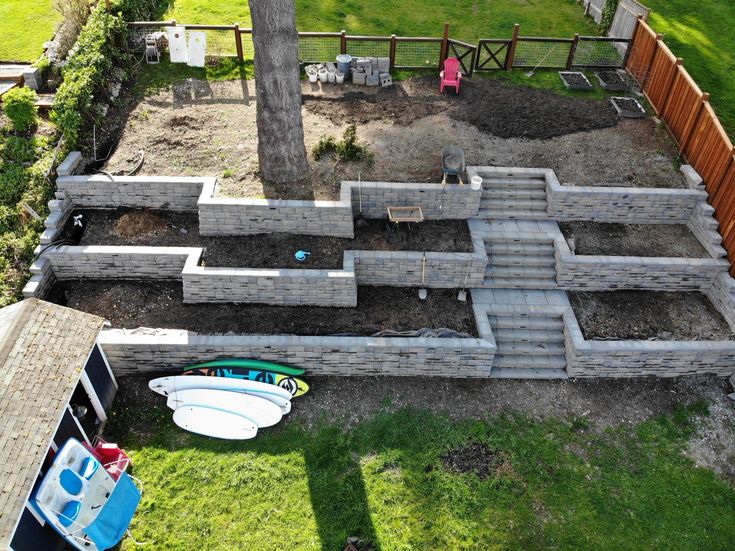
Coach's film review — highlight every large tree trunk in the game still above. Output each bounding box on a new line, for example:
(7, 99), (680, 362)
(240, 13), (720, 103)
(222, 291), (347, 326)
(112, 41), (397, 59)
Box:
(248, 0), (309, 184)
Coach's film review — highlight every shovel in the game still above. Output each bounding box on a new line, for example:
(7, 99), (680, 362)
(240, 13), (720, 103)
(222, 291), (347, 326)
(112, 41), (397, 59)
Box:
(419, 254), (428, 300)
(525, 46), (558, 78)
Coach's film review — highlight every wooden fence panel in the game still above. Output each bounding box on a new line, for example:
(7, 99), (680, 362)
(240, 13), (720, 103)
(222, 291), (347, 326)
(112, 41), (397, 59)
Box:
(662, 67), (703, 144)
(642, 41), (676, 112)
(626, 19), (657, 82)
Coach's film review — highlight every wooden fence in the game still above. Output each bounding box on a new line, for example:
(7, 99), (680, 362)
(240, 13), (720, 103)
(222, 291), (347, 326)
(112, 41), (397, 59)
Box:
(626, 17), (735, 276)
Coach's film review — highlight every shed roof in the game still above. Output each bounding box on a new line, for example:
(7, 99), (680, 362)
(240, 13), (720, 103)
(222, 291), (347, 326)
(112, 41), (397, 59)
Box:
(0, 299), (104, 547)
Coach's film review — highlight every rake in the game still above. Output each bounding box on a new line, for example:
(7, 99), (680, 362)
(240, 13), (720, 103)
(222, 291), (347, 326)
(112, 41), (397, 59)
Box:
(525, 45), (558, 78)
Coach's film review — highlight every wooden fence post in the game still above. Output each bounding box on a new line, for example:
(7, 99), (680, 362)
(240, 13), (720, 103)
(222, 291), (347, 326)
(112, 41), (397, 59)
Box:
(679, 93), (710, 158)
(566, 34), (579, 70)
(340, 30), (347, 54)
(389, 35), (397, 71)
(234, 24), (244, 62)
(658, 58), (682, 118)
(439, 22), (450, 68)
(507, 24), (520, 71)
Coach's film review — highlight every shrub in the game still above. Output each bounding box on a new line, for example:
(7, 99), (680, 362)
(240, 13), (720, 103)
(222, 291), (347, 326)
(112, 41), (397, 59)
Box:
(599, 0), (618, 35)
(2, 87), (38, 133)
(312, 125), (373, 164)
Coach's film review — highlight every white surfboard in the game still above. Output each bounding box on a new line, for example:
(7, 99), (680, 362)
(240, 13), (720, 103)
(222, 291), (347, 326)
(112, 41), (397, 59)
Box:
(173, 405), (258, 440)
(167, 389), (283, 428)
(149, 375), (291, 414)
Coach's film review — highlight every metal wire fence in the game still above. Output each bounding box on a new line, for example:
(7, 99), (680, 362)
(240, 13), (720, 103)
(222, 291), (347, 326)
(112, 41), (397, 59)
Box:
(572, 38), (627, 67)
(394, 39), (442, 68)
(513, 39), (573, 69)
(298, 34), (341, 64)
(343, 38), (391, 59)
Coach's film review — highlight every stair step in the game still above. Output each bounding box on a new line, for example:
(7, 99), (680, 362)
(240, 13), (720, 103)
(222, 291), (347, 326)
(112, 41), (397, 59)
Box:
(482, 178), (547, 188)
(487, 316), (565, 331)
(482, 277), (558, 289)
(492, 355), (568, 369)
(489, 367), (568, 379)
(489, 254), (556, 267)
(485, 266), (557, 279)
(496, 342), (566, 355)
(482, 189), (547, 201)
(488, 243), (554, 255)
(481, 199), (547, 210)
(493, 328), (564, 343)
(478, 209), (550, 220)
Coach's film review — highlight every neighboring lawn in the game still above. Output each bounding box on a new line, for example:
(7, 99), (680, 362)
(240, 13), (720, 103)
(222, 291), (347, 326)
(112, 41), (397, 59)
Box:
(164, 0), (599, 39)
(646, 0), (735, 140)
(109, 402), (735, 550)
(0, 0), (60, 62)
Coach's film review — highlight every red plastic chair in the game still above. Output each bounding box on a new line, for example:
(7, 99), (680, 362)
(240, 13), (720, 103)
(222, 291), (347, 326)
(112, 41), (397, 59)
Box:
(440, 57), (462, 94)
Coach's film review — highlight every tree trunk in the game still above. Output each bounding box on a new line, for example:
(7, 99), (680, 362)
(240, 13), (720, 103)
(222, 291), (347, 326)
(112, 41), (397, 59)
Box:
(248, 0), (309, 184)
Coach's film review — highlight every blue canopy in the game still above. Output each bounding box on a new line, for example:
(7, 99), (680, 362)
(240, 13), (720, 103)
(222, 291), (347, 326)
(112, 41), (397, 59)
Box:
(84, 472), (141, 550)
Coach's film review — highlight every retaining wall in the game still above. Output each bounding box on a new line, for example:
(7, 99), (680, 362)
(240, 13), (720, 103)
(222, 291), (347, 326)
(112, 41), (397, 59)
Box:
(43, 246), (196, 280)
(554, 236), (729, 291)
(182, 252), (357, 307)
(708, 273), (735, 330)
(563, 310), (735, 377)
(56, 175), (208, 211)
(545, 170), (707, 223)
(97, 326), (496, 378)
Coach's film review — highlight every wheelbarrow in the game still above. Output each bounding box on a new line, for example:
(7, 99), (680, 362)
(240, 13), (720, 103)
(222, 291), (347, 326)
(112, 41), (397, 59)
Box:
(442, 145), (465, 185)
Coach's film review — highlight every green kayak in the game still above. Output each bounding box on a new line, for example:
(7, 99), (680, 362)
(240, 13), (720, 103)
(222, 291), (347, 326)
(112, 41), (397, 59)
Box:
(184, 358), (305, 376)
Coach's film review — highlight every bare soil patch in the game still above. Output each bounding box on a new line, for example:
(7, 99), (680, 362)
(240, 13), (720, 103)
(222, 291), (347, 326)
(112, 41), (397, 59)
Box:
(102, 75), (684, 200)
(440, 443), (505, 480)
(559, 222), (708, 257)
(64, 209), (473, 269)
(49, 281), (478, 336)
(569, 291), (734, 341)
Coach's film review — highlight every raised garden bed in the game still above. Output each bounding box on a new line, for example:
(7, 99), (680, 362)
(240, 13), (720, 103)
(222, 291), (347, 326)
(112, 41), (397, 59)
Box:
(594, 71), (629, 92)
(559, 222), (708, 258)
(569, 291), (734, 341)
(62, 209), (473, 269)
(610, 97), (646, 119)
(559, 71), (593, 91)
(49, 281), (479, 337)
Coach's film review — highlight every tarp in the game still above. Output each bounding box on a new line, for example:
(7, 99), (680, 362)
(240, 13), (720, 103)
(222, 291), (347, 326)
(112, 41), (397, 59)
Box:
(84, 472), (141, 550)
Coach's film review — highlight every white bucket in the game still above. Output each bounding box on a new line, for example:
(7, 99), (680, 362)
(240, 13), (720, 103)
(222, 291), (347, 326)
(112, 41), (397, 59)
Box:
(336, 72), (345, 84)
(471, 175), (483, 190)
(308, 72), (318, 83)
(318, 70), (329, 83)
(328, 71), (336, 83)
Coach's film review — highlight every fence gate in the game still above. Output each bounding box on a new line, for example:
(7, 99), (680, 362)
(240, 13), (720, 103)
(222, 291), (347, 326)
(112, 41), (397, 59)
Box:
(446, 39), (476, 76)
(475, 39), (512, 71)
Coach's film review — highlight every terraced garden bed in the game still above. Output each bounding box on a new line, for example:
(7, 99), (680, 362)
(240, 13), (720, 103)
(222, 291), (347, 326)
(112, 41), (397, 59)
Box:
(62, 209), (473, 268)
(49, 281), (478, 336)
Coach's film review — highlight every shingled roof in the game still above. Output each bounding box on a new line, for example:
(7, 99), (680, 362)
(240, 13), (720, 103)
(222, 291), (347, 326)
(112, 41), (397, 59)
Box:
(0, 299), (104, 547)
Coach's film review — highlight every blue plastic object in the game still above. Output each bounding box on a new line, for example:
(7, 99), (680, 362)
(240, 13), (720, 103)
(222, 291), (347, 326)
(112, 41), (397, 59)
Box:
(80, 456), (100, 480)
(60, 469), (83, 496)
(295, 250), (311, 262)
(85, 472), (141, 550)
(59, 501), (81, 527)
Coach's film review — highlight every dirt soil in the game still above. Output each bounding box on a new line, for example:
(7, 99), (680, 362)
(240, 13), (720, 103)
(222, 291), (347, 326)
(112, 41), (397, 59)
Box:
(64, 209), (473, 268)
(569, 291), (735, 341)
(440, 443), (506, 480)
(595, 71), (629, 92)
(102, 75), (684, 200)
(49, 281), (478, 336)
(559, 222), (709, 257)
(112, 373), (735, 480)
(559, 72), (592, 90)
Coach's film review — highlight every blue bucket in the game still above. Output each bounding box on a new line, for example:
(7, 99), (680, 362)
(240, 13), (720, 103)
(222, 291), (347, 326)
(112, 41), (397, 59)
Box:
(336, 54), (352, 75)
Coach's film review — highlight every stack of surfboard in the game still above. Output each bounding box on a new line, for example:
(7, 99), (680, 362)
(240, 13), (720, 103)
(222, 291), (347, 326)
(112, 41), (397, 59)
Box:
(149, 359), (309, 440)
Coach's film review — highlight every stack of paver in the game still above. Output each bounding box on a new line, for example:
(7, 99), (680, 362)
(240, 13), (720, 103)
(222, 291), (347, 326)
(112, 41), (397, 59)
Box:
(350, 57), (392, 87)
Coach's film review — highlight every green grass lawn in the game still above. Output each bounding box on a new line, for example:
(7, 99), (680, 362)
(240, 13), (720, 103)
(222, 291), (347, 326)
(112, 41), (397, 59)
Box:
(0, 0), (60, 62)
(164, 0), (598, 40)
(645, 0), (735, 140)
(108, 401), (735, 550)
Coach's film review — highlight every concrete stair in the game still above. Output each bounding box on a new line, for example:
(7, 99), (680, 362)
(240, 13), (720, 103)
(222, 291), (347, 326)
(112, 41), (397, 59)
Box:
(488, 311), (567, 375)
(483, 234), (557, 289)
(478, 175), (548, 220)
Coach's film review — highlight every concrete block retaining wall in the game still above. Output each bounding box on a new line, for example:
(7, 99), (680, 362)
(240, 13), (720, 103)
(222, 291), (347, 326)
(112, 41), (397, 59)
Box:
(56, 175), (209, 211)
(182, 252), (357, 307)
(553, 236), (729, 291)
(43, 246), (197, 280)
(544, 169), (707, 223)
(687, 202), (728, 258)
(708, 273), (735, 330)
(563, 310), (735, 377)
(97, 329), (496, 378)
(347, 181), (482, 219)
(23, 258), (56, 299)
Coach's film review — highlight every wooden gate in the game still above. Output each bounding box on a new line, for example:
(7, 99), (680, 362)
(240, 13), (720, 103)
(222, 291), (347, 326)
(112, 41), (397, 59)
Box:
(475, 39), (512, 71)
